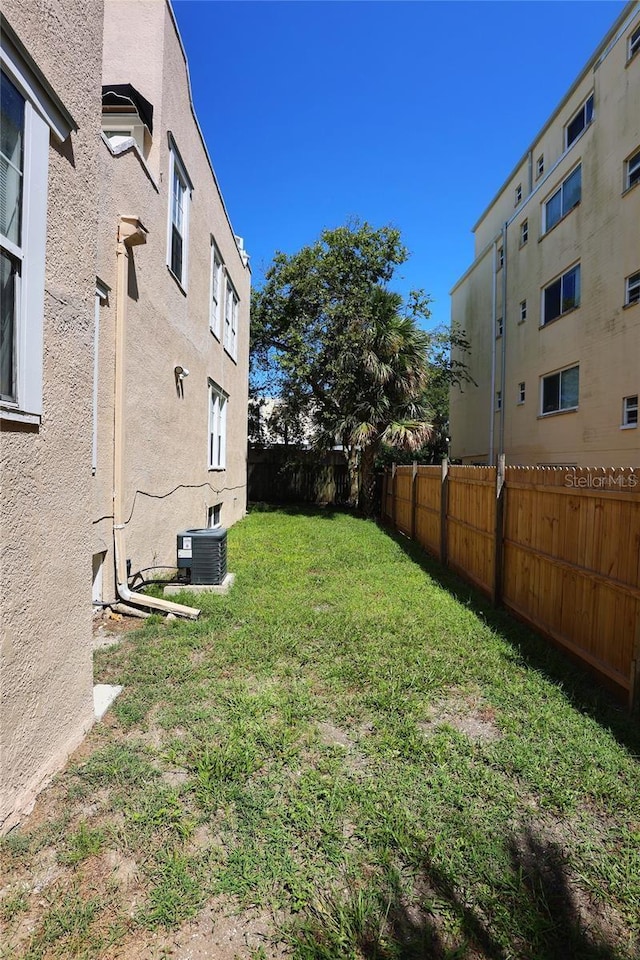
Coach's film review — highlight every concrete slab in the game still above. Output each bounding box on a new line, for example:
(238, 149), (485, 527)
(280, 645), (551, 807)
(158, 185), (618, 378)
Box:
(93, 684), (123, 721)
(163, 573), (235, 597)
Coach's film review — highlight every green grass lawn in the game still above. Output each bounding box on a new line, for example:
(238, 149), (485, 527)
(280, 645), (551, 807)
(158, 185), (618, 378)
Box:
(1, 507), (639, 960)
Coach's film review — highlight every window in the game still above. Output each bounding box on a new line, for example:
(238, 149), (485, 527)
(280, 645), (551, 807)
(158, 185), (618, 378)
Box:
(520, 219), (528, 245)
(210, 242), (223, 337)
(626, 271), (640, 306)
(208, 382), (227, 469)
(541, 365), (579, 415)
(224, 278), (238, 359)
(629, 24), (640, 61)
(566, 94), (594, 148)
(166, 137), (191, 288)
(520, 299), (527, 322)
(622, 395), (638, 427)
(543, 165), (581, 232)
(496, 316), (503, 338)
(514, 183), (522, 206)
(496, 390), (502, 411)
(543, 264), (580, 325)
(518, 382), (526, 404)
(498, 247), (504, 269)
(208, 503), (222, 527)
(625, 149), (640, 191)
(536, 155), (544, 178)
(1, 26), (75, 422)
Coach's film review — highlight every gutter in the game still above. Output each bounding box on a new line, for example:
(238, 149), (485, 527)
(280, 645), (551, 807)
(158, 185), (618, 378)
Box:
(113, 216), (200, 620)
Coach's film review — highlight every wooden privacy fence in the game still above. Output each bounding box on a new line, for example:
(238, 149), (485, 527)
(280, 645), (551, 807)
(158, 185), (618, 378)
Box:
(382, 461), (640, 710)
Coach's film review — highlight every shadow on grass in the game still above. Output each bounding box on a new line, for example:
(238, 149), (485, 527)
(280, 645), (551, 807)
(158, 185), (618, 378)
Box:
(290, 827), (627, 959)
(379, 522), (640, 760)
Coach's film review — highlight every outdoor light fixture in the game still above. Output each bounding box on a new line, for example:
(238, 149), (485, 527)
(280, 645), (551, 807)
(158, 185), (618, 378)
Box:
(174, 365), (189, 380)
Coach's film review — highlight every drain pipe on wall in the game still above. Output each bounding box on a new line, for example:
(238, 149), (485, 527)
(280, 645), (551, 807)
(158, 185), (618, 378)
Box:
(113, 216), (200, 620)
(498, 221), (508, 461)
(488, 238), (498, 465)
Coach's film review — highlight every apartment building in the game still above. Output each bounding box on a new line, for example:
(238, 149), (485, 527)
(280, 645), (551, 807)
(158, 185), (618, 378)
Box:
(450, 2), (640, 467)
(1, 0), (250, 831)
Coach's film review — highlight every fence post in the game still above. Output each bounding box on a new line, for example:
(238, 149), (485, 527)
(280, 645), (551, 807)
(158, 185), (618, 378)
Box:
(440, 458), (448, 565)
(629, 609), (640, 715)
(391, 462), (397, 529)
(493, 454), (506, 606)
(410, 461), (418, 541)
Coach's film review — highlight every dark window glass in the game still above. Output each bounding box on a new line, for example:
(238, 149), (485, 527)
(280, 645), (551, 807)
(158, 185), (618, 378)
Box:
(171, 226), (182, 280)
(543, 373), (560, 413)
(0, 72), (25, 247)
(563, 166), (581, 213)
(544, 278), (561, 324)
(0, 249), (17, 400)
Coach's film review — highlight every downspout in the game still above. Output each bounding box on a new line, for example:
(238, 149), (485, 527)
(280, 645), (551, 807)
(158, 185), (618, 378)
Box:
(113, 216), (200, 619)
(499, 221), (508, 460)
(489, 239), (497, 465)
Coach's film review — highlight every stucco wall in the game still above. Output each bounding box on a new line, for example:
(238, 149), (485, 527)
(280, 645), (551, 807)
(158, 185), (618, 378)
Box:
(94, 0), (250, 601)
(0, 0), (103, 831)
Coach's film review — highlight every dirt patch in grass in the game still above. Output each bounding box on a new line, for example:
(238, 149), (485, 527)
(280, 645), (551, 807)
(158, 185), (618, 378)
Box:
(419, 692), (501, 743)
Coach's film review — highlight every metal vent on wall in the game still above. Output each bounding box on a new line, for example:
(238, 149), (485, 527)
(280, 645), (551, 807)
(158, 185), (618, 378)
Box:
(177, 528), (227, 585)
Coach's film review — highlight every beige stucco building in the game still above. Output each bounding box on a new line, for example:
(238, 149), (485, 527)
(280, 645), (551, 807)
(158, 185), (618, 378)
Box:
(1, 1), (103, 831)
(93, 0), (250, 606)
(1, 0), (250, 832)
(450, 2), (640, 467)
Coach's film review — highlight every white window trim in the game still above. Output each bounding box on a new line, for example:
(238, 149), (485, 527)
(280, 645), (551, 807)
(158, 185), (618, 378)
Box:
(518, 382), (526, 405)
(541, 262), (581, 327)
(495, 390), (502, 412)
(209, 240), (223, 339)
(1, 27), (75, 423)
(621, 395), (638, 429)
(625, 148), (640, 192)
(542, 163), (581, 234)
(565, 92), (594, 149)
(223, 275), (239, 361)
(519, 299), (527, 323)
(208, 380), (228, 470)
(625, 270), (640, 307)
(539, 364), (580, 417)
(628, 24), (640, 61)
(166, 133), (192, 291)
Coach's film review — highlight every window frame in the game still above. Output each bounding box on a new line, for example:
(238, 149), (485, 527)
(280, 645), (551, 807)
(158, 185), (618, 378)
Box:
(519, 299), (527, 323)
(223, 275), (239, 361)
(622, 395), (638, 429)
(208, 380), (228, 470)
(541, 263), (581, 327)
(625, 270), (640, 307)
(514, 183), (522, 206)
(1, 26), (75, 423)
(166, 134), (192, 290)
(518, 382), (526, 405)
(209, 240), (223, 338)
(536, 154), (544, 179)
(542, 164), (581, 234)
(628, 24), (640, 61)
(496, 316), (503, 338)
(520, 219), (528, 246)
(540, 365), (580, 416)
(565, 93), (594, 149)
(625, 148), (640, 192)
(496, 390), (502, 412)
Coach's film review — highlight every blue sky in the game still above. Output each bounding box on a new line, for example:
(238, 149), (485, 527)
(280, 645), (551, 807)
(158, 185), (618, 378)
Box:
(172, 0), (627, 331)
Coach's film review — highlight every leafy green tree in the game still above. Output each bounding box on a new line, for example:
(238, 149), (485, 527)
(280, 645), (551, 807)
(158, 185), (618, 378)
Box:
(251, 220), (469, 514)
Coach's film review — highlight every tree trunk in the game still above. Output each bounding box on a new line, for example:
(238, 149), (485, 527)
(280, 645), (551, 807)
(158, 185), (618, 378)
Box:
(359, 443), (379, 517)
(345, 445), (360, 508)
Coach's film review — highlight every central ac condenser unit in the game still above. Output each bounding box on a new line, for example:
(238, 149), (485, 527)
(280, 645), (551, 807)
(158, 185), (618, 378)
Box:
(177, 527), (227, 585)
